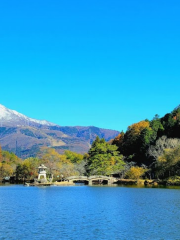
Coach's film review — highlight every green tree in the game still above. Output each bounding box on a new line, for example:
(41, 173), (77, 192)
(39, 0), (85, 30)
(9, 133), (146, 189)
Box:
(16, 162), (32, 182)
(64, 150), (84, 163)
(87, 137), (125, 175)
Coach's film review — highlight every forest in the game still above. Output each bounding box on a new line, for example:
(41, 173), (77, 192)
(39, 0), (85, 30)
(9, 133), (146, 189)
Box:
(1, 105), (180, 185)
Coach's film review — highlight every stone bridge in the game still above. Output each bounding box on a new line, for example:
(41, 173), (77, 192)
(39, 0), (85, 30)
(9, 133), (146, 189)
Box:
(65, 175), (117, 185)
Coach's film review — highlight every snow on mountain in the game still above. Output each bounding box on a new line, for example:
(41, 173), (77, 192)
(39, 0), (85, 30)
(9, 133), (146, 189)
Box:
(0, 104), (56, 126)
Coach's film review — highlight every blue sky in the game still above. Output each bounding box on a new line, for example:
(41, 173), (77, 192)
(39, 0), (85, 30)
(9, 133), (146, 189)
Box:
(0, 0), (180, 131)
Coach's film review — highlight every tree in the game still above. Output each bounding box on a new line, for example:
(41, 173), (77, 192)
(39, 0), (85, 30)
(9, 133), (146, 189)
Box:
(0, 147), (22, 180)
(112, 131), (124, 153)
(0, 146), (2, 163)
(64, 150), (84, 163)
(116, 161), (135, 178)
(74, 160), (87, 176)
(127, 120), (151, 137)
(120, 120), (154, 164)
(57, 163), (77, 178)
(16, 162), (32, 182)
(0, 163), (14, 178)
(161, 113), (176, 137)
(150, 117), (164, 140)
(155, 145), (180, 178)
(87, 137), (125, 175)
(147, 136), (180, 161)
(123, 121), (151, 153)
(125, 166), (147, 180)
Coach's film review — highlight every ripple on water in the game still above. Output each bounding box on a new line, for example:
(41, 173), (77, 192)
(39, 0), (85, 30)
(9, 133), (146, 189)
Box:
(0, 185), (180, 239)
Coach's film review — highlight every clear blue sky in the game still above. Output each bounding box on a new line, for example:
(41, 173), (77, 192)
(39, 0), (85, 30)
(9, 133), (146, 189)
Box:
(0, 0), (180, 131)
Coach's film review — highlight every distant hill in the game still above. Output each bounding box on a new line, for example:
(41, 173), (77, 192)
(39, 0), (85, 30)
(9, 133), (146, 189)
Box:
(0, 104), (119, 158)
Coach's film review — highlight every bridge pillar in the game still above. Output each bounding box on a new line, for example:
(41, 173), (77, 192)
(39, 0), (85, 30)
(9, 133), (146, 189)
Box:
(107, 178), (114, 185)
(107, 180), (112, 185)
(68, 180), (74, 184)
(88, 180), (92, 185)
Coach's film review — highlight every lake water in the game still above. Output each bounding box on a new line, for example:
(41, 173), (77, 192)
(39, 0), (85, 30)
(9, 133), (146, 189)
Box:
(0, 185), (180, 240)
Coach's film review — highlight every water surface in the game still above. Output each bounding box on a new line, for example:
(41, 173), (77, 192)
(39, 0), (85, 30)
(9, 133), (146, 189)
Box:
(0, 185), (180, 240)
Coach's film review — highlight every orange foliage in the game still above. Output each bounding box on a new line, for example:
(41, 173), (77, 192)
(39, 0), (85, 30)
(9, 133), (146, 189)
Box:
(128, 121), (151, 136)
(173, 112), (180, 121)
(113, 132), (124, 145)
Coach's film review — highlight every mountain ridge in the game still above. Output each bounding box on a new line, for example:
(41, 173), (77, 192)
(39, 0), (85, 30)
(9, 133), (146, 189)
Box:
(0, 104), (119, 158)
(0, 104), (56, 127)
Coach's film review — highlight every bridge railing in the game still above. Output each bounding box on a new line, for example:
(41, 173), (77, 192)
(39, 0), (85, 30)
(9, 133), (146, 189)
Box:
(66, 176), (88, 180)
(65, 175), (115, 181)
(88, 175), (112, 180)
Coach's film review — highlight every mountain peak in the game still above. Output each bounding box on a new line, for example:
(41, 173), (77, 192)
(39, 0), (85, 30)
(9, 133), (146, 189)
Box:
(0, 104), (120, 158)
(0, 104), (56, 127)
(0, 104), (6, 108)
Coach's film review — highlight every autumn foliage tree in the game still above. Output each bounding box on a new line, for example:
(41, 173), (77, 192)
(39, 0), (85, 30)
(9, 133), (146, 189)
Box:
(112, 132), (124, 153)
(155, 145), (180, 178)
(0, 145), (22, 180)
(0, 163), (14, 179)
(113, 120), (154, 164)
(125, 166), (147, 180)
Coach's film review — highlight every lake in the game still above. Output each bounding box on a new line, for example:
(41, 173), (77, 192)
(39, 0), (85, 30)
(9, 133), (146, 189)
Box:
(0, 184), (180, 240)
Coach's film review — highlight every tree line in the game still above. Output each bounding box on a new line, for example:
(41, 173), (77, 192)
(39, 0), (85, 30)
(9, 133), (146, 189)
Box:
(112, 105), (180, 180)
(1, 105), (180, 183)
(0, 140), (145, 182)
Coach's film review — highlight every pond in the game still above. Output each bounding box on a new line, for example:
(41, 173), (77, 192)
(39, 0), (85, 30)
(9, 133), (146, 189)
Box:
(0, 184), (180, 240)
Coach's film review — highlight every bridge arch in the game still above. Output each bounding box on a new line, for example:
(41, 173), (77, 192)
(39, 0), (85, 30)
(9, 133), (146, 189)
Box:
(66, 176), (89, 185)
(88, 176), (113, 185)
(65, 175), (116, 185)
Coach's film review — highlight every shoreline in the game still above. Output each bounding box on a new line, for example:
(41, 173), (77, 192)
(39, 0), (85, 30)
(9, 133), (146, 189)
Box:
(2, 179), (180, 188)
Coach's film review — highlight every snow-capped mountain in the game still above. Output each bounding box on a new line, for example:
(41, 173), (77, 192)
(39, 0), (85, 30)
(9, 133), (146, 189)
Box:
(0, 104), (56, 127)
(0, 104), (120, 158)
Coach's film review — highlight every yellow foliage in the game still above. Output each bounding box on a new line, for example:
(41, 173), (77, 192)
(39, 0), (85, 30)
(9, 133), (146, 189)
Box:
(126, 166), (147, 180)
(157, 146), (180, 168)
(109, 156), (116, 165)
(37, 147), (76, 178)
(128, 121), (151, 136)
(158, 148), (174, 163)
(0, 163), (14, 177)
(39, 147), (70, 165)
